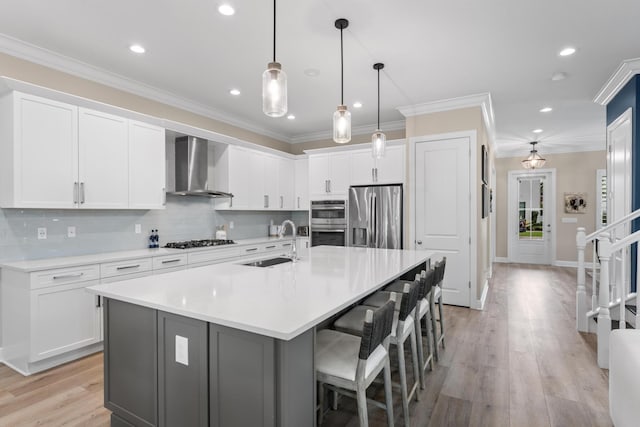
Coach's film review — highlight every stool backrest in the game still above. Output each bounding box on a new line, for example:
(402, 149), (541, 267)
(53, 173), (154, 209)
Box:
(422, 268), (436, 298)
(359, 300), (395, 360)
(398, 280), (420, 321)
(436, 257), (447, 285)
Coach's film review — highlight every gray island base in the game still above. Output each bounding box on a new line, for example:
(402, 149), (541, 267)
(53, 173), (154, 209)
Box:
(88, 246), (435, 426)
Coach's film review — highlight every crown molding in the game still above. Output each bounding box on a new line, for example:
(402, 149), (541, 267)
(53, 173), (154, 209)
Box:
(495, 136), (605, 158)
(303, 138), (406, 155)
(0, 33), (293, 143)
(289, 119), (406, 144)
(594, 57), (640, 106)
(397, 93), (496, 152)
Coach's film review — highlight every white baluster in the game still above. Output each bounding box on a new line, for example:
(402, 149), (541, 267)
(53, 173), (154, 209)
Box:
(576, 227), (588, 331)
(591, 243), (598, 311)
(620, 251), (626, 329)
(597, 234), (612, 369)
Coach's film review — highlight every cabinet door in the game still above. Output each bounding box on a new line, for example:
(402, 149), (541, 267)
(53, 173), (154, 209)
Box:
(248, 151), (266, 209)
(328, 152), (350, 196)
(350, 150), (376, 185)
(129, 121), (166, 209)
(278, 157), (294, 210)
(13, 93), (78, 208)
(227, 146), (250, 209)
(263, 154), (279, 210)
(78, 108), (129, 209)
(30, 280), (101, 362)
(294, 158), (308, 210)
(376, 145), (405, 184)
(296, 237), (310, 258)
(308, 155), (329, 198)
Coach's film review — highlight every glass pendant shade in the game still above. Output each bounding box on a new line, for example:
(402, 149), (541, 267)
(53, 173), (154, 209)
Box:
(262, 62), (287, 117)
(521, 142), (546, 169)
(333, 105), (351, 143)
(372, 130), (386, 159)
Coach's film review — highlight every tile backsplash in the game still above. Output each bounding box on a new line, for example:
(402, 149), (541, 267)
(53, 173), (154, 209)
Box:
(0, 195), (309, 262)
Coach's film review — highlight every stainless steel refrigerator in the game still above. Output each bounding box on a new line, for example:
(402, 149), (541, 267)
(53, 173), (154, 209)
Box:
(348, 184), (403, 249)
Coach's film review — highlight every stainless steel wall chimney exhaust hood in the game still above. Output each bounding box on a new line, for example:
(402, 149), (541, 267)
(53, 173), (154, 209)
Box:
(169, 136), (233, 198)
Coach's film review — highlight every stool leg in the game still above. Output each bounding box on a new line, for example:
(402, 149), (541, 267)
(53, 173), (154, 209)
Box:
(424, 309), (435, 371)
(318, 382), (325, 426)
(437, 296), (445, 348)
(396, 340), (411, 427)
(356, 382), (369, 427)
(331, 389), (338, 411)
(414, 320), (426, 390)
(409, 329), (420, 402)
(430, 295), (440, 361)
(383, 360), (395, 427)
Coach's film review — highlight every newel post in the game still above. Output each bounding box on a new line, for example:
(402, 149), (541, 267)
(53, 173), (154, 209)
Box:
(597, 233), (612, 369)
(576, 227), (587, 331)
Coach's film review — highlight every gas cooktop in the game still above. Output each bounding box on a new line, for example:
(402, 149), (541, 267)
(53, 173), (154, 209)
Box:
(164, 239), (236, 249)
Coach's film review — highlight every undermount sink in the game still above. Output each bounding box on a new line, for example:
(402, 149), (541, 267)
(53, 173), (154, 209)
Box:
(242, 257), (293, 268)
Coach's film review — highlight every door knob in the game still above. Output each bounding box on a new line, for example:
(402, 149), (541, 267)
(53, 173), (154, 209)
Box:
(416, 240), (422, 245)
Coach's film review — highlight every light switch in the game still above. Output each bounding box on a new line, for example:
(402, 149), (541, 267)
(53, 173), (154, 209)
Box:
(561, 217), (578, 224)
(175, 335), (189, 366)
(135, 224), (142, 234)
(229, 221), (234, 229)
(37, 227), (47, 240)
(67, 226), (76, 238)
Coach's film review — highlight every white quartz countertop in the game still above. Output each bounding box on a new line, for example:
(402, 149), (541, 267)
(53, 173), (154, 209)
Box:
(87, 246), (436, 341)
(0, 236), (295, 272)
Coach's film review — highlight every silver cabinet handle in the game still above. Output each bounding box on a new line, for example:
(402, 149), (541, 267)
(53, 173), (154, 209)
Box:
(266, 245), (276, 249)
(95, 295), (101, 308)
(297, 196), (300, 209)
(416, 240), (423, 245)
(328, 180), (331, 193)
(161, 259), (181, 264)
(372, 168), (375, 182)
(53, 272), (84, 280)
(325, 180), (329, 193)
(162, 188), (166, 206)
(73, 182), (79, 204)
(116, 264), (141, 270)
(80, 182), (85, 204)
(374, 168), (378, 182)
(282, 243), (292, 247)
(280, 195), (283, 209)
(264, 195), (269, 208)
(246, 248), (258, 252)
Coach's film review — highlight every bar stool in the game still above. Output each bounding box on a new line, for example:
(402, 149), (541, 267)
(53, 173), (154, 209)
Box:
(432, 258), (447, 351)
(316, 299), (396, 427)
(334, 282), (421, 427)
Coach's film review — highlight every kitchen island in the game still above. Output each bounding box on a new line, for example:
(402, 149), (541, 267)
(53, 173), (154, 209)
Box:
(87, 245), (435, 427)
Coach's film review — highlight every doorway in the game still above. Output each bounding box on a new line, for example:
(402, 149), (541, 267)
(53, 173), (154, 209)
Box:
(508, 169), (556, 264)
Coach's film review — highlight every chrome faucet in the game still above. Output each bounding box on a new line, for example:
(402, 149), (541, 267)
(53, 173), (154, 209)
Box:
(279, 220), (297, 262)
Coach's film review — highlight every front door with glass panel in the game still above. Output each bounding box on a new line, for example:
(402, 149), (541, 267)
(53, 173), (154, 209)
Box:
(509, 170), (554, 264)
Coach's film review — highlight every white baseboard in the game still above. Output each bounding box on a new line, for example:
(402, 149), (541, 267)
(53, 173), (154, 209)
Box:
(494, 257), (509, 263)
(0, 347), (3, 364)
(554, 260), (578, 268)
(472, 279), (489, 310)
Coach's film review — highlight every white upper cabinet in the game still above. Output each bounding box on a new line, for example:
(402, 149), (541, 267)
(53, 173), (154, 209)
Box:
(294, 158), (309, 210)
(308, 152), (350, 199)
(0, 92), (78, 208)
(350, 144), (405, 185)
(0, 91), (166, 210)
(278, 157), (294, 210)
(262, 154), (279, 209)
(78, 108), (129, 209)
(128, 120), (166, 209)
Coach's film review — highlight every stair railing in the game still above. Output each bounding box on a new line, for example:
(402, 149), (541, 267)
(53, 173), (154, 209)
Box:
(596, 230), (640, 368)
(576, 208), (640, 331)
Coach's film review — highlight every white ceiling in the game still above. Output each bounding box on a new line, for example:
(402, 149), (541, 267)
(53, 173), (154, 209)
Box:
(1, 0), (639, 156)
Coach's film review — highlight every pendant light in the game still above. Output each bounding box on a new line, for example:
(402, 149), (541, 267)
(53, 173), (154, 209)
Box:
(333, 18), (351, 144)
(262, 0), (287, 117)
(521, 141), (546, 169)
(372, 63), (386, 158)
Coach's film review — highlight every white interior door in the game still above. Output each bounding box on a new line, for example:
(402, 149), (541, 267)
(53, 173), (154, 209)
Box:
(508, 170), (555, 264)
(415, 137), (471, 307)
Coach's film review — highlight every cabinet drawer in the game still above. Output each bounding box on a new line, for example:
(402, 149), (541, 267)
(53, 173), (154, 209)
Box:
(101, 258), (152, 279)
(100, 271), (151, 284)
(153, 254), (188, 271)
(188, 247), (240, 266)
(30, 265), (100, 289)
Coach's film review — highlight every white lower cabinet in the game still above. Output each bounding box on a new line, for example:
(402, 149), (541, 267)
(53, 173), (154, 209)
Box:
(296, 237), (310, 258)
(30, 280), (102, 362)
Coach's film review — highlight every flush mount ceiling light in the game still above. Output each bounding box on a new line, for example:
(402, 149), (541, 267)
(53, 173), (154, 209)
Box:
(333, 18), (351, 144)
(129, 44), (145, 54)
(262, 0), (287, 117)
(371, 63), (386, 159)
(521, 141), (546, 170)
(539, 107), (553, 113)
(559, 47), (576, 56)
(532, 128), (543, 134)
(218, 4), (235, 16)
(229, 89), (241, 96)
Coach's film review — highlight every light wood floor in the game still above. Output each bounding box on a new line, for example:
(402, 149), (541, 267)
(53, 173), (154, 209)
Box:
(0, 263), (611, 426)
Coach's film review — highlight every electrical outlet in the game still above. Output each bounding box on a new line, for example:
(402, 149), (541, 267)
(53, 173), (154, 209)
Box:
(37, 227), (47, 240)
(175, 335), (189, 366)
(67, 226), (76, 238)
(229, 221), (234, 229)
(135, 224), (142, 234)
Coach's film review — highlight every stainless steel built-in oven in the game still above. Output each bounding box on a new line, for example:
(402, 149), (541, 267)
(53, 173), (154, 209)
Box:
(310, 200), (347, 247)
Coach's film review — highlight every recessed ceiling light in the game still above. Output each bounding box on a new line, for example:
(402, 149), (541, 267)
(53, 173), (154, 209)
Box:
(229, 89), (240, 96)
(304, 68), (320, 77)
(533, 129), (543, 134)
(551, 72), (568, 81)
(287, 114), (295, 120)
(353, 102), (363, 108)
(539, 107), (553, 113)
(129, 44), (145, 54)
(218, 4), (235, 16)
(559, 47), (576, 57)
